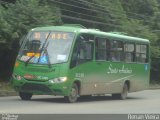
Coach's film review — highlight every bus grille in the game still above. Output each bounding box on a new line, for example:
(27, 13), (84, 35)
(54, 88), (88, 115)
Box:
(21, 83), (52, 93)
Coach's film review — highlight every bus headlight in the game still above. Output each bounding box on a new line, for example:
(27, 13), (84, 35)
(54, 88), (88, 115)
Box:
(49, 77), (68, 84)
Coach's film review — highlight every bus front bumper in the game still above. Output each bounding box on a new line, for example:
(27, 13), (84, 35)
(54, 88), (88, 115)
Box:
(11, 78), (70, 96)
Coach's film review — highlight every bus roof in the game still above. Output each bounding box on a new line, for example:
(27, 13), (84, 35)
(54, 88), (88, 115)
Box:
(31, 25), (150, 44)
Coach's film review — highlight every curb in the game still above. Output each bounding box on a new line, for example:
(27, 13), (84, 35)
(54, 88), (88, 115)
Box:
(149, 87), (160, 90)
(149, 84), (160, 89)
(0, 90), (18, 97)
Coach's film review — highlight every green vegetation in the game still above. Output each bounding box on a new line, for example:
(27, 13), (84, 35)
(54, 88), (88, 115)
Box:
(0, 81), (13, 91)
(0, 0), (160, 83)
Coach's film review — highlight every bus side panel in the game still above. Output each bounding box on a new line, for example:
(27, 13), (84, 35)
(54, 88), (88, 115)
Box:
(129, 63), (150, 92)
(69, 61), (149, 95)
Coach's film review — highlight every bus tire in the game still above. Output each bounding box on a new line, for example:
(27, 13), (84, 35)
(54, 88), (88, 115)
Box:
(19, 92), (32, 100)
(64, 83), (79, 103)
(112, 83), (128, 100)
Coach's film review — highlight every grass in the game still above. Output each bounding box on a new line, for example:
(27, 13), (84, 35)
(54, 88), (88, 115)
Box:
(150, 80), (160, 85)
(0, 81), (17, 96)
(149, 81), (160, 89)
(0, 81), (14, 91)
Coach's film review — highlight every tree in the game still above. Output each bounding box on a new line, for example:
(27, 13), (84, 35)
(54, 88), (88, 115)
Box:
(1, 0), (160, 82)
(2, 0), (61, 46)
(0, 5), (11, 44)
(0, 0), (62, 81)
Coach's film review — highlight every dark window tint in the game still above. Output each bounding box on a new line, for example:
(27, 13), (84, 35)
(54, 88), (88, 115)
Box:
(95, 38), (110, 61)
(70, 34), (94, 68)
(136, 44), (148, 63)
(124, 43), (135, 62)
(110, 40), (123, 62)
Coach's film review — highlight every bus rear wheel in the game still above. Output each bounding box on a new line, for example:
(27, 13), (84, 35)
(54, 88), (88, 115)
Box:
(112, 83), (128, 100)
(19, 92), (32, 100)
(64, 83), (79, 103)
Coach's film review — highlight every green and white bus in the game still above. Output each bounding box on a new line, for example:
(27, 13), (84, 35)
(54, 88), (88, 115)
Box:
(12, 24), (150, 103)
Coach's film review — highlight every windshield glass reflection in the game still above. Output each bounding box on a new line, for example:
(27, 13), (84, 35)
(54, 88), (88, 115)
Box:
(18, 31), (74, 64)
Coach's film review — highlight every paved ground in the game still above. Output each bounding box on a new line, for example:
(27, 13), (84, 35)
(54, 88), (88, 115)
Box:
(0, 84), (159, 97)
(0, 89), (160, 114)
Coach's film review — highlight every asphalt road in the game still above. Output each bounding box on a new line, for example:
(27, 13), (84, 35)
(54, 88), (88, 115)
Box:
(0, 89), (160, 114)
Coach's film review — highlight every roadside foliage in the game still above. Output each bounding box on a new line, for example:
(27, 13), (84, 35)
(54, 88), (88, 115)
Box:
(0, 0), (160, 82)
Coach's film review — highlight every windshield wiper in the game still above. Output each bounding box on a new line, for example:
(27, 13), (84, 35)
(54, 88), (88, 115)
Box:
(25, 55), (35, 66)
(37, 31), (52, 68)
(25, 32), (51, 67)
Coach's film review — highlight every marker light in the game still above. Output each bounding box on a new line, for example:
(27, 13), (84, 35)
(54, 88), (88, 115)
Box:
(15, 61), (19, 67)
(27, 52), (40, 57)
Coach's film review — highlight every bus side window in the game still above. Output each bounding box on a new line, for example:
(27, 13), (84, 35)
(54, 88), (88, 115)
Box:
(136, 44), (148, 63)
(70, 43), (79, 68)
(124, 43), (135, 62)
(95, 38), (110, 61)
(110, 40), (123, 62)
(70, 34), (94, 68)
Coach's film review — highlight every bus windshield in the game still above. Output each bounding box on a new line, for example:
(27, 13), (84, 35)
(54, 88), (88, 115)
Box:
(18, 31), (74, 64)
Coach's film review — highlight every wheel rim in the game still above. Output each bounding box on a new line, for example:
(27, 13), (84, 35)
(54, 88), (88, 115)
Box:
(71, 88), (77, 97)
(70, 87), (77, 99)
(65, 84), (79, 103)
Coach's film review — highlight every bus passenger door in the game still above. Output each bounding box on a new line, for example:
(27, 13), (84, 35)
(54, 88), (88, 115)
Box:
(70, 34), (96, 95)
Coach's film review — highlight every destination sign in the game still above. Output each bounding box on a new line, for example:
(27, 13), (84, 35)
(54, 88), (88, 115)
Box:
(34, 32), (68, 40)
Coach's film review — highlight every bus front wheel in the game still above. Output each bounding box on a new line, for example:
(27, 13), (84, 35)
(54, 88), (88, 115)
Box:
(112, 83), (128, 100)
(19, 92), (32, 100)
(64, 83), (79, 103)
